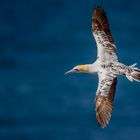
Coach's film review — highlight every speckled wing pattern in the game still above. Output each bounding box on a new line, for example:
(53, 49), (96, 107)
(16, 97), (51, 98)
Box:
(92, 6), (118, 128)
(92, 6), (118, 62)
(95, 73), (117, 128)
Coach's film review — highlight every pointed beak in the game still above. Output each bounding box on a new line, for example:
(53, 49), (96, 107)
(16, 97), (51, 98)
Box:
(65, 69), (76, 74)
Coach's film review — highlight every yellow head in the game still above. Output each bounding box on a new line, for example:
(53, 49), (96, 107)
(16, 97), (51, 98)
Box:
(65, 65), (88, 74)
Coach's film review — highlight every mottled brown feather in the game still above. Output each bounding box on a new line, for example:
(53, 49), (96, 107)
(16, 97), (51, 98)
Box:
(95, 78), (117, 128)
(92, 6), (114, 44)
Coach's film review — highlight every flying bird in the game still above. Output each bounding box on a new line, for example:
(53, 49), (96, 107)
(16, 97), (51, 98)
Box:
(65, 6), (140, 128)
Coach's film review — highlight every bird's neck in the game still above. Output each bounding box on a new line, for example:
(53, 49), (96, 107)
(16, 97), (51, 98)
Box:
(82, 63), (98, 74)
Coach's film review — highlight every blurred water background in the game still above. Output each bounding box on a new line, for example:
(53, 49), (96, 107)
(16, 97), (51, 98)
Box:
(0, 0), (140, 140)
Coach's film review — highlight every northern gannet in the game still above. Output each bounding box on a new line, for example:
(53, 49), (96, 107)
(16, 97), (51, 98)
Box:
(65, 6), (140, 128)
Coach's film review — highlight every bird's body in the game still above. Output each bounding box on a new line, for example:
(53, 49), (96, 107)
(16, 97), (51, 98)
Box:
(66, 6), (140, 128)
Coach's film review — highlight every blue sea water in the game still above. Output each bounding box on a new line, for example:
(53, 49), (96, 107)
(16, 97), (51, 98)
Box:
(0, 0), (140, 140)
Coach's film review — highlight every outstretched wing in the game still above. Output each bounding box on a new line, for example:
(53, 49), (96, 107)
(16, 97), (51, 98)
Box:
(95, 73), (117, 128)
(92, 6), (118, 62)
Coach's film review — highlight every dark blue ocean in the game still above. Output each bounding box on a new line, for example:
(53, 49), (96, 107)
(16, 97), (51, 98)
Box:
(0, 0), (140, 140)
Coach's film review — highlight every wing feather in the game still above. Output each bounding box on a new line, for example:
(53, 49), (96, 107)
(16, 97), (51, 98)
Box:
(95, 73), (117, 128)
(92, 6), (114, 44)
(92, 6), (118, 62)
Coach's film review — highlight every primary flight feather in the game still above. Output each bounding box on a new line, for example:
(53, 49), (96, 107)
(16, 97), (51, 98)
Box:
(65, 6), (140, 128)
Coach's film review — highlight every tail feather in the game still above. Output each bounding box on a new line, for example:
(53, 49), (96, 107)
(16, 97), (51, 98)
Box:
(127, 63), (140, 82)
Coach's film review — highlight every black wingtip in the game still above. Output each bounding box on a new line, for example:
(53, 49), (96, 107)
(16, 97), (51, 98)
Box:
(94, 5), (104, 11)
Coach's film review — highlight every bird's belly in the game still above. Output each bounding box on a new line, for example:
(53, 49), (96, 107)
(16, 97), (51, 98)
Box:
(98, 63), (122, 76)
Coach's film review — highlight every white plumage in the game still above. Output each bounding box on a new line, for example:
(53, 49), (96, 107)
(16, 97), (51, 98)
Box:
(66, 6), (140, 128)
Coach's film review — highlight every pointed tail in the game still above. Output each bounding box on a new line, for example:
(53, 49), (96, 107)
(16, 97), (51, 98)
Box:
(126, 63), (140, 82)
